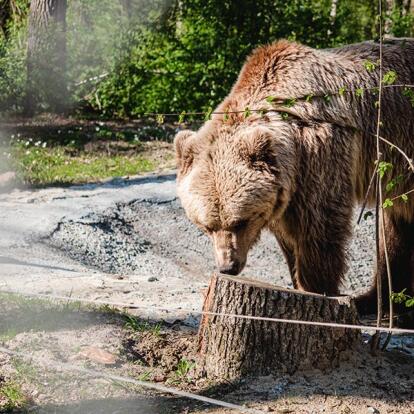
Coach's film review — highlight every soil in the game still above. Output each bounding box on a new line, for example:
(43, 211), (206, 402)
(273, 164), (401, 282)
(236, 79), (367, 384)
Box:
(0, 170), (413, 413)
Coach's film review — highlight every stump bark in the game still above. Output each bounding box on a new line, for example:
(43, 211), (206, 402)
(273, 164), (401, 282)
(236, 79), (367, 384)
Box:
(198, 274), (360, 380)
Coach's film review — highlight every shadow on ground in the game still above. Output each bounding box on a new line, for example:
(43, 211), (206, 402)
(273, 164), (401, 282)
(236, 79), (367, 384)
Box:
(30, 395), (212, 414)
(1, 292), (413, 413)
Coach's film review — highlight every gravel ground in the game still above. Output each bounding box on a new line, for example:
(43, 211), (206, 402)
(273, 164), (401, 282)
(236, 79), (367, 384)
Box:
(48, 187), (376, 297)
(0, 171), (413, 413)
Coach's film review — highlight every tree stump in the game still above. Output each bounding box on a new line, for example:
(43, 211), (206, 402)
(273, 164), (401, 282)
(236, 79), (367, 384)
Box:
(198, 274), (360, 380)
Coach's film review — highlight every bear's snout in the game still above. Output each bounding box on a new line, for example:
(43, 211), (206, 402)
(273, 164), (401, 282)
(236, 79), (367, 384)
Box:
(218, 260), (243, 276)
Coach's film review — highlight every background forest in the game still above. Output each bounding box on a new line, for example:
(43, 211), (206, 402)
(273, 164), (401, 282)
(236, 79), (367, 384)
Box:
(0, 0), (413, 119)
(0, 0), (413, 186)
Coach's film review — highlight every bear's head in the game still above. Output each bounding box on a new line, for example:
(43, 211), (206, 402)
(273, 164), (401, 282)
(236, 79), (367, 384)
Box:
(175, 123), (296, 275)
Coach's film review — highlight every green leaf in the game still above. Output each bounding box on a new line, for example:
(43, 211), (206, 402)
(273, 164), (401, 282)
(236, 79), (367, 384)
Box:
(204, 107), (213, 121)
(363, 60), (377, 72)
(156, 114), (165, 124)
(283, 98), (296, 108)
(223, 111), (229, 122)
(401, 193), (409, 202)
(338, 87), (346, 96)
(386, 182), (394, 192)
(266, 96), (276, 103)
(355, 88), (364, 97)
(305, 94), (314, 102)
(178, 111), (186, 124)
(243, 107), (251, 118)
(382, 198), (394, 209)
(281, 112), (289, 120)
(323, 94), (331, 103)
(390, 289), (407, 304)
(382, 70), (397, 85)
(377, 161), (393, 178)
(385, 175), (403, 192)
(402, 87), (414, 107)
(406, 298), (414, 307)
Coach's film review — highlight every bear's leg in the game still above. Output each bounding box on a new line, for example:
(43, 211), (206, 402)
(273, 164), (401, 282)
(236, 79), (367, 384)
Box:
(355, 214), (414, 315)
(293, 239), (346, 296)
(274, 234), (296, 285)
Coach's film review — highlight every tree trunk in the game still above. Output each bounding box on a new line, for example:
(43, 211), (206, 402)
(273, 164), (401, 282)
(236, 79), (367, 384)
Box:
(198, 274), (360, 380)
(24, 0), (67, 116)
(0, 0), (11, 37)
(1, 1), (29, 39)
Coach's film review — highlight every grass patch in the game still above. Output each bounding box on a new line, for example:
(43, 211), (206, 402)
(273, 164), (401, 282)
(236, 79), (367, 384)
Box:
(168, 358), (196, 385)
(1, 131), (175, 186)
(123, 316), (162, 335)
(11, 145), (156, 185)
(0, 381), (28, 412)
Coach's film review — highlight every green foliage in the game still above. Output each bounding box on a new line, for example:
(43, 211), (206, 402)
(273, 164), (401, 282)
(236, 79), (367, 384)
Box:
(0, 0), (28, 112)
(124, 316), (162, 335)
(363, 60), (377, 72)
(389, 5), (414, 37)
(138, 371), (152, 381)
(9, 139), (161, 185)
(382, 198), (394, 209)
(170, 358), (196, 383)
(377, 161), (393, 178)
(403, 87), (414, 107)
(355, 88), (364, 97)
(283, 98), (296, 108)
(391, 289), (414, 308)
(382, 70), (397, 85)
(0, 0), (413, 116)
(92, 0), (383, 117)
(0, 381), (28, 412)
(385, 174), (403, 192)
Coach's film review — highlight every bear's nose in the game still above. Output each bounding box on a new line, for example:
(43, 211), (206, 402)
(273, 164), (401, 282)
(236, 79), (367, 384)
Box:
(219, 261), (240, 276)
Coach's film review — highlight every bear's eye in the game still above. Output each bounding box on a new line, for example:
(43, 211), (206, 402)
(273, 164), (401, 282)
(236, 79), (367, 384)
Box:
(231, 220), (248, 231)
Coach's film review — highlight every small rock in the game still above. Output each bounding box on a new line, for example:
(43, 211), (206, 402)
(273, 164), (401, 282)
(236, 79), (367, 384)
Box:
(148, 276), (158, 282)
(367, 407), (379, 414)
(153, 374), (166, 382)
(78, 346), (117, 365)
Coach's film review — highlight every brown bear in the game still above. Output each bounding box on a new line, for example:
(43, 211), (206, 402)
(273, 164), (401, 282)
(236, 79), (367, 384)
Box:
(174, 39), (414, 315)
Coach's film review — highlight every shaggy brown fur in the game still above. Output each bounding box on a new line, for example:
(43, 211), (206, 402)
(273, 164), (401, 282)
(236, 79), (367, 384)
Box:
(174, 39), (414, 314)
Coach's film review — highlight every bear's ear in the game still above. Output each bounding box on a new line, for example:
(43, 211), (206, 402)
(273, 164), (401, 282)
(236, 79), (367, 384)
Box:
(174, 130), (197, 175)
(240, 127), (276, 167)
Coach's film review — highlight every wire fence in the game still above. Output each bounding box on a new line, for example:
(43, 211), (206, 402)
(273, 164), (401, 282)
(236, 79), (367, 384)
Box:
(1, 283), (412, 413)
(1, 287), (414, 335)
(142, 83), (414, 124)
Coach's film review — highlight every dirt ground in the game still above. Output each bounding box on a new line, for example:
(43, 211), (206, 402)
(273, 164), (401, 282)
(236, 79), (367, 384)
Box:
(0, 170), (413, 413)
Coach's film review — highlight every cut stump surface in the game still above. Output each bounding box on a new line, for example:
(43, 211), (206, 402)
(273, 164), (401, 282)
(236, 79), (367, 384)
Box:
(198, 274), (360, 380)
